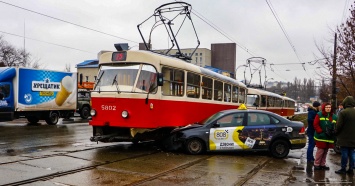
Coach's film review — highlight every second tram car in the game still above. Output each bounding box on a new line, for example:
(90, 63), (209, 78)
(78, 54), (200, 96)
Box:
(246, 88), (296, 118)
(89, 49), (247, 143)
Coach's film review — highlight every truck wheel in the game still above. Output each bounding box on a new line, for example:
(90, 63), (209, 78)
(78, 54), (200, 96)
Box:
(27, 116), (39, 124)
(80, 106), (90, 119)
(45, 111), (59, 125)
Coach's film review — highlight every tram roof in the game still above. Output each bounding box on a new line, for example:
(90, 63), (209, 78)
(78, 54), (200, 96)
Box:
(98, 50), (247, 89)
(247, 88), (283, 98)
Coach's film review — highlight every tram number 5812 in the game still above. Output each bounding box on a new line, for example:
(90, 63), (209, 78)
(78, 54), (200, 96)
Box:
(101, 105), (116, 111)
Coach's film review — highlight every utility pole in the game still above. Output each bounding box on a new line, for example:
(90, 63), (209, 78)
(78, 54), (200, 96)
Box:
(331, 33), (337, 110)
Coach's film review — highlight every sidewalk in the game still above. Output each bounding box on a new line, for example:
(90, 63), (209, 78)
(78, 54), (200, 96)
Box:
(290, 142), (353, 185)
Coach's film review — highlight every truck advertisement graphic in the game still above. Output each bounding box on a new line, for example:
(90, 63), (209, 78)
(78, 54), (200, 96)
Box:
(0, 67), (81, 125)
(18, 68), (77, 109)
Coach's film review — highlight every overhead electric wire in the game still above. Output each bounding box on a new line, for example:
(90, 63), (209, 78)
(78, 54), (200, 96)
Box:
(0, 30), (95, 54)
(173, 0), (257, 56)
(0, 0), (139, 44)
(265, 0), (304, 65)
(190, 10), (256, 57)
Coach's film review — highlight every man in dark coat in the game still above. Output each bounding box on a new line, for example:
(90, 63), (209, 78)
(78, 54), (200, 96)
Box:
(335, 96), (355, 174)
(307, 101), (321, 163)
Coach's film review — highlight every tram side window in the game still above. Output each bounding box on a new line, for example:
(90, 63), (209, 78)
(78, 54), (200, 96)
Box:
(282, 100), (286, 108)
(162, 67), (184, 96)
(136, 64), (157, 93)
(260, 95), (267, 107)
(232, 86), (238, 103)
(224, 84), (231, 102)
(214, 80), (223, 101)
(274, 98), (282, 107)
(202, 77), (212, 100)
(267, 97), (274, 107)
(187, 72), (200, 98)
(238, 88), (246, 103)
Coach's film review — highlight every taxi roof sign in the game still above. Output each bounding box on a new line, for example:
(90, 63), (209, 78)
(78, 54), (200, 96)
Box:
(238, 104), (247, 110)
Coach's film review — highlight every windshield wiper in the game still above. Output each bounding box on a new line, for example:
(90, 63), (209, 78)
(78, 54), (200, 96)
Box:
(112, 74), (121, 93)
(94, 71), (105, 93)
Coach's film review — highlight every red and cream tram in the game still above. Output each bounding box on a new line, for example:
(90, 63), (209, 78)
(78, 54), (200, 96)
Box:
(89, 49), (247, 143)
(246, 88), (295, 118)
(281, 96), (296, 118)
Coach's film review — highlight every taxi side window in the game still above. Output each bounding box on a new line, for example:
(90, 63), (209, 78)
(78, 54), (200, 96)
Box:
(216, 113), (244, 127)
(247, 113), (271, 126)
(270, 116), (280, 124)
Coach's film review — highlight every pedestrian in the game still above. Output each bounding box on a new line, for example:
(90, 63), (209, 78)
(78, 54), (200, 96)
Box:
(335, 96), (355, 174)
(313, 102), (337, 170)
(306, 101), (321, 164)
(336, 103), (344, 115)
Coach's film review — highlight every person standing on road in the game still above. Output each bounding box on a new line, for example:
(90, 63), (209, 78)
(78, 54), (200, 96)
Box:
(335, 96), (355, 174)
(307, 101), (321, 164)
(313, 102), (337, 170)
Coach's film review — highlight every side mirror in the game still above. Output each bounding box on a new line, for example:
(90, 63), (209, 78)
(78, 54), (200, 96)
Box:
(212, 123), (220, 128)
(157, 73), (163, 86)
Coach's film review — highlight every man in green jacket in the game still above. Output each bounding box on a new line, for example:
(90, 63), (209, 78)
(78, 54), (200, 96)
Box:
(335, 96), (355, 174)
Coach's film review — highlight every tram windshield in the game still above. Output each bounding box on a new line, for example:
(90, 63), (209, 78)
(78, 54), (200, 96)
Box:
(247, 94), (260, 107)
(94, 64), (157, 93)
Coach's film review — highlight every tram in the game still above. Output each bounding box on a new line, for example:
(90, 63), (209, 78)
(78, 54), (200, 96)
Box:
(89, 48), (247, 143)
(282, 96), (297, 118)
(246, 88), (296, 118)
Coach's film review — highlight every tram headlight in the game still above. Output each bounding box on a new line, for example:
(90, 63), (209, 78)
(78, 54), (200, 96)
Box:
(90, 109), (96, 116)
(121, 110), (129, 118)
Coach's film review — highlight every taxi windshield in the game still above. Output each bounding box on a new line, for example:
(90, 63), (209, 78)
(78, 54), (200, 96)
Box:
(199, 111), (225, 125)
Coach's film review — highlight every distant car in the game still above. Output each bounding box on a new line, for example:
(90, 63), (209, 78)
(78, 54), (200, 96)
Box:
(169, 109), (306, 158)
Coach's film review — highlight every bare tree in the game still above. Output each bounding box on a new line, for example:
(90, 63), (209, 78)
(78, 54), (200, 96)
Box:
(0, 35), (43, 68)
(335, 3), (355, 98)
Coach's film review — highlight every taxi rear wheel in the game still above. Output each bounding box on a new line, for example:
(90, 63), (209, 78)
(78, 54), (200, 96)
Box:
(270, 139), (290, 158)
(185, 138), (205, 155)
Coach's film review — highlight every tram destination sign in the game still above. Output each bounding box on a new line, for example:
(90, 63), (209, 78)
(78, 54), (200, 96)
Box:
(112, 52), (127, 61)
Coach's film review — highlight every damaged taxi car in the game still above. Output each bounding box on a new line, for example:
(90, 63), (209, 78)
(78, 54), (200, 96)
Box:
(169, 107), (306, 158)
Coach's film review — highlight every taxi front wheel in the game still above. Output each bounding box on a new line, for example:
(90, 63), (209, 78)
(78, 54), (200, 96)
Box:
(185, 138), (205, 155)
(270, 139), (290, 159)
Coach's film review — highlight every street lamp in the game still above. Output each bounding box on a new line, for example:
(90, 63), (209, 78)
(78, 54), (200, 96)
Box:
(264, 78), (274, 90)
(235, 64), (247, 80)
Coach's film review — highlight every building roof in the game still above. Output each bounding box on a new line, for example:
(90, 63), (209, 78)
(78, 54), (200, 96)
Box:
(76, 60), (99, 68)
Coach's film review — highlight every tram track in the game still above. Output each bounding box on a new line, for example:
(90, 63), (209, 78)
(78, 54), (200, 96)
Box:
(2, 145), (161, 186)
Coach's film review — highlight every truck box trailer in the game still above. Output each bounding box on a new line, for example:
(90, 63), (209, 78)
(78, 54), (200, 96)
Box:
(0, 67), (78, 124)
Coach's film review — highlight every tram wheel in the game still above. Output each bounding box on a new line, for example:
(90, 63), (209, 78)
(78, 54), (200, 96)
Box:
(185, 138), (205, 155)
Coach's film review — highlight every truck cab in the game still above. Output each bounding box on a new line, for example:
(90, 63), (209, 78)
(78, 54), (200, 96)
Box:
(0, 67), (16, 121)
(77, 89), (91, 119)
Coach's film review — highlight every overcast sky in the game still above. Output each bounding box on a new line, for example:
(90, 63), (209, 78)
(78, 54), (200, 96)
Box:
(0, 0), (350, 85)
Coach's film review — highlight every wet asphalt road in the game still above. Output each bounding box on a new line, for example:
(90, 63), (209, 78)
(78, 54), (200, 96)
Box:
(0, 118), (353, 185)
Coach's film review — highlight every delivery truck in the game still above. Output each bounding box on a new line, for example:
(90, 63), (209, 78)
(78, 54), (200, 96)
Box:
(0, 67), (79, 125)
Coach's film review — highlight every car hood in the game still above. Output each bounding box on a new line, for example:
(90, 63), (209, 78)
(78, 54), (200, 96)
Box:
(171, 124), (203, 133)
